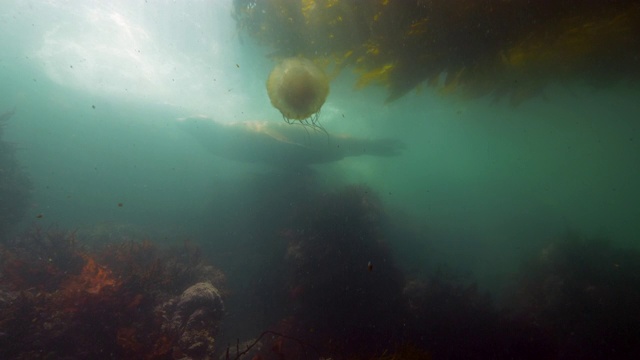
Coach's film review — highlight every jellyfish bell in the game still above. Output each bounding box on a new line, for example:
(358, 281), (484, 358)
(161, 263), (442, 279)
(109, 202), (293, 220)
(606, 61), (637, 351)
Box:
(267, 57), (330, 132)
(267, 57), (329, 120)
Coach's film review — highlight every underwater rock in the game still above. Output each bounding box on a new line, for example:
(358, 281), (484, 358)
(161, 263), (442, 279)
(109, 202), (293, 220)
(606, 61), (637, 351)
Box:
(160, 282), (224, 360)
(510, 234), (640, 358)
(280, 185), (407, 356)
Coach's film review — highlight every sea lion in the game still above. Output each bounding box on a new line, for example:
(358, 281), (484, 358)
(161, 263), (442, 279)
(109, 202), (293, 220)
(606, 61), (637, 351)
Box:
(178, 116), (404, 166)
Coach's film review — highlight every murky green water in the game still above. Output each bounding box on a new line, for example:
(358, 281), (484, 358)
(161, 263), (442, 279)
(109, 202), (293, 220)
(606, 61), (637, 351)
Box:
(1, 1), (639, 358)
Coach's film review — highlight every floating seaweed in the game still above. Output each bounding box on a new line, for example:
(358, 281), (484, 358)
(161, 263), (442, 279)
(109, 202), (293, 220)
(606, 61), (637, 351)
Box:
(233, 0), (640, 105)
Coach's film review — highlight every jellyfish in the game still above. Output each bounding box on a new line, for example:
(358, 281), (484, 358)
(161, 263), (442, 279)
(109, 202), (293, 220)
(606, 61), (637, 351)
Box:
(267, 57), (330, 133)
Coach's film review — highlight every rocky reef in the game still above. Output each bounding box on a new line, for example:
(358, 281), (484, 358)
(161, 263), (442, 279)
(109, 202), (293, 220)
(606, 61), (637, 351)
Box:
(218, 181), (640, 359)
(509, 234), (640, 359)
(0, 226), (225, 359)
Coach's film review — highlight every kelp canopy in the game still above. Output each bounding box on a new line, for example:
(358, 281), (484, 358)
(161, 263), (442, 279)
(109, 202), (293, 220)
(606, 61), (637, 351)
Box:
(233, 0), (640, 105)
